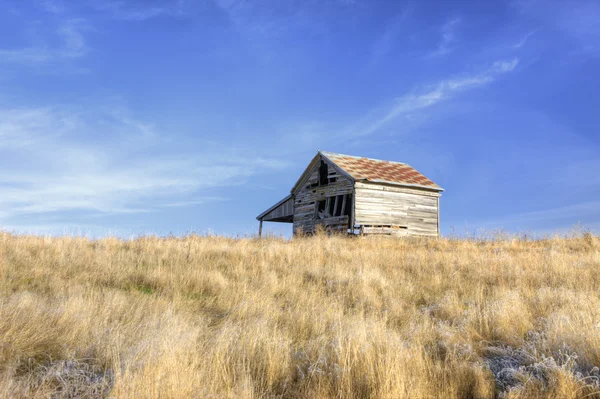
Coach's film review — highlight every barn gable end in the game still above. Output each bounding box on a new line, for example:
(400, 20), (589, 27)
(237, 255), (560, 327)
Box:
(292, 153), (353, 234)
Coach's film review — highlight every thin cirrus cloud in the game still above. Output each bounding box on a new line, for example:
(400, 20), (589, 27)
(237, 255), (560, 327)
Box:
(513, 30), (538, 49)
(0, 19), (88, 65)
(348, 58), (520, 137)
(428, 17), (461, 57)
(88, 0), (189, 21)
(479, 200), (600, 234)
(369, 8), (411, 65)
(553, 1), (600, 54)
(513, 0), (600, 55)
(282, 58), (521, 150)
(0, 106), (289, 223)
(39, 0), (190, 20)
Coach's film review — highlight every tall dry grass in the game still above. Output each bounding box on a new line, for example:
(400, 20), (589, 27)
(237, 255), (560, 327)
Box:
(0, 230), (599, 398)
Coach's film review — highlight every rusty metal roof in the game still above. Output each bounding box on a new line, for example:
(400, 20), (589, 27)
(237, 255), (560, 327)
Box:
(320, 151), (443, 191)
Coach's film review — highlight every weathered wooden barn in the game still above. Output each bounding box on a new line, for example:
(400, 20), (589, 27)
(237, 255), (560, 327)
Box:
(257, 151), (444, 237)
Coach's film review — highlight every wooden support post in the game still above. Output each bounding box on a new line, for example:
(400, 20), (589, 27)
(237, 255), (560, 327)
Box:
(258, 220), (263, 237)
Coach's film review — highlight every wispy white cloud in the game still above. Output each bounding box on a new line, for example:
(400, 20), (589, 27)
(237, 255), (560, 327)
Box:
(0, 222), (107, 237)
(349, 58), (519, 136)
(277, 58), (521, 156)
(56, 19), (88, 57)
(212, 0), (358, 63)
(369, 8), (411, 65)
(158, 198), (228, 208)
(0, 219), (158, 238)
(0, 106), (289, 224)
(554, 1), (600, 55)
(479, 200), (600, 234)
(214, 0), (300, 41)
(39, 0), (68, 15)
(513, 30), (538, 48)
(38, 0), (190, 20)
(89, 0), (189, 21)
(428, 17), (461, 57)
(513, 0), (600, 55)
(0, 108), (63, 148)
(0, 19), (89, 65)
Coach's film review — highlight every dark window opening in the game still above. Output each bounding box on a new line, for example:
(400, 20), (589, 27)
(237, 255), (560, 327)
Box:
(315, 194), (352, 219)
(319, 161), (328, 186)
(317, 199), (326, 213)
(315, 198), (327, 219)
(344, 194), (352, 217)
(328, 197), (336, 216)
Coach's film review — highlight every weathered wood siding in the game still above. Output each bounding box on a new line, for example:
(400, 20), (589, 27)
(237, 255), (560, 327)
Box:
(293, 157), (353, 234)
(260, 196), (294, 221)
(354, 182), (441, 237)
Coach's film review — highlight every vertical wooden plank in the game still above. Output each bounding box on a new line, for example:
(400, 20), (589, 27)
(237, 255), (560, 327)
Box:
(437, 196), (440, 239)
(351, 188), (355, 233)
(259, 220), (263, 237)
(333, 195), (339, 217)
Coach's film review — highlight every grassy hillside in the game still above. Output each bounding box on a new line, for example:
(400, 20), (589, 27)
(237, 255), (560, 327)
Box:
(1, 231), (599, 398)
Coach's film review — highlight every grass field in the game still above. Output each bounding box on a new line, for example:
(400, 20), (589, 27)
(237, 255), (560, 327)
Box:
(1, 230), (599, 398)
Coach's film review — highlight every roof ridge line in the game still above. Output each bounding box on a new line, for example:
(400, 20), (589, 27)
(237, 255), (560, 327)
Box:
(319, 150), (443, 192)
(319, 150), (409, 166)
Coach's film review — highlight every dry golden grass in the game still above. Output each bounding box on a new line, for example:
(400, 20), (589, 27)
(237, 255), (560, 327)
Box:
(1, 230), (600, 398)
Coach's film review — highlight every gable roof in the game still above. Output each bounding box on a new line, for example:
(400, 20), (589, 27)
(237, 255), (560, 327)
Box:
(320, 151), (443, 192)
(290, 152), (351, 194)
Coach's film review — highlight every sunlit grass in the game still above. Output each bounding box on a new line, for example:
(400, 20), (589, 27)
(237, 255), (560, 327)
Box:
(0, 230), (599, 398)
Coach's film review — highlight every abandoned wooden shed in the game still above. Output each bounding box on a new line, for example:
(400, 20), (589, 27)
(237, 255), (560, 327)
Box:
(257, 151), (444, 237)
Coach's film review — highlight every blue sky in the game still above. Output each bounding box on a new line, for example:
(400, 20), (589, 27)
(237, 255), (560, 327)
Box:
(0, 0), (599, 237)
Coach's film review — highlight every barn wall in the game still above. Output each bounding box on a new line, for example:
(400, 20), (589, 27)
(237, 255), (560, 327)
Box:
(354, 182), (441, 237)
(293, 157), (353, 234)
